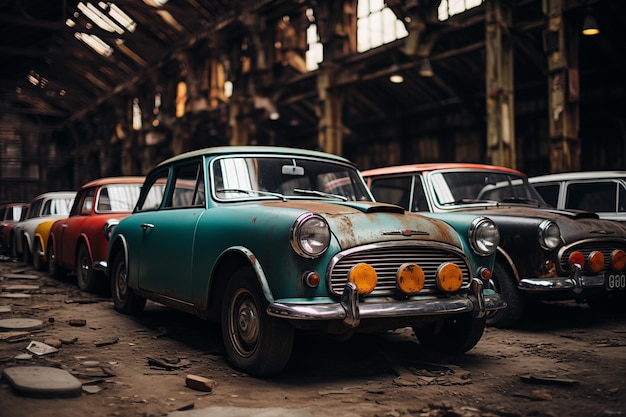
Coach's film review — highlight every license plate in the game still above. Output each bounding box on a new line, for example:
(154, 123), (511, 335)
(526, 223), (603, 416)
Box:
(605, 272), (626, 291)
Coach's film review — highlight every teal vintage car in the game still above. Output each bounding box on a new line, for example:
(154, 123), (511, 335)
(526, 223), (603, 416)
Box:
(107, 146), (505, 377)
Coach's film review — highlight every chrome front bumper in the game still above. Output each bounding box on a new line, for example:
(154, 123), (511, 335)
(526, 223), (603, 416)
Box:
(518, 264), (604, 294)
(267, 278), (506, 328)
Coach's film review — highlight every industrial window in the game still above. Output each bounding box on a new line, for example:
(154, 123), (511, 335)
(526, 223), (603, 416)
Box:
(438, 0), (484, 21)
(357, 0), (408, 53)
(305, 8), (323, 71)
(176, 81), (187, 118)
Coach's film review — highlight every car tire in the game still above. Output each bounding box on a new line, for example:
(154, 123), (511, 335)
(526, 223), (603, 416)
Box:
(32, 238), (45, 271)
(76, 244), (100, 293)
(486, 260), (525, 328)
(47, 240), (67, 279)
(111, 250), (146, 315)
(414, 314), (486, 354)
(11, 234), (18, 259)
(22, 237), (32, 264)
(221, 266), (294, 377)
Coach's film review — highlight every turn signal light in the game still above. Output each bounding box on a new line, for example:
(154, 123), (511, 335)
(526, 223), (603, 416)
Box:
(478, 267), (491, 281)
(396, 263), (425, 294)
(303, 271), (321, 288)
(611, 249), (626, 271)
(436, 262), (463, 292)
(568, 251), (585, 268)
(587, 251), (605, 274)
(348, 263), (378, 295)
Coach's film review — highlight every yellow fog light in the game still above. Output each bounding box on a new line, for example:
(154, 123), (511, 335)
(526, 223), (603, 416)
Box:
(396, 263), (425, 295)
(348, 263), (378, 295)
(436, 262), (463, 292)
(588, 250), (605, 273)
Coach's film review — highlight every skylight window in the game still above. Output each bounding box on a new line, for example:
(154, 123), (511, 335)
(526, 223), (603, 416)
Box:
(357, 0), (408, 53)
(74, 32), (114, 56)
(438, 0), (484, 21)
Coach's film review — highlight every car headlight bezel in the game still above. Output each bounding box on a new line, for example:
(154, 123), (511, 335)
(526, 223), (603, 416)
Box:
(538, 219), (561, 250)
(469, 217), (499, 256)
(290, 213), (331, 259)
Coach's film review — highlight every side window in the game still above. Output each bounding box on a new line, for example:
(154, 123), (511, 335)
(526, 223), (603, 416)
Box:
(533, 184), (560, 208)
(566, 182), (616, 212)
(619, 183), (626, 213)
(411, 176), (430, 212)
(168, 161), (205, 208)
(81, 189), (96, 215)
(369, 176), (413, 210)
(137, 169), (169, 212)
(27, 199), (42, 219)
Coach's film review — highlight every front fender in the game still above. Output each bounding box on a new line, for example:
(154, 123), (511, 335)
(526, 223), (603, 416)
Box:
(214, 246), (274, 304)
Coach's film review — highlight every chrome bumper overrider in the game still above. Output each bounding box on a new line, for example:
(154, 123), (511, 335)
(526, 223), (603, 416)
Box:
(267, 278), (507, 328)
(518, 264), (604, 294)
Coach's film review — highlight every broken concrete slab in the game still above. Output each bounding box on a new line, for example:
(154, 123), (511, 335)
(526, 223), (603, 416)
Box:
(167, 406), (319, 417)
(2, 274), (39, 280)
(1, 284), (40, 291)
(3, 366), (83, 398)
(0, 318), (44, 331)
(26, 340), (59, 355)
(0, 305), (11, 313)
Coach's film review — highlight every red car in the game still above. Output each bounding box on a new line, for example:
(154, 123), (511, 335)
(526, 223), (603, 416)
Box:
(48, 177), (144, 292)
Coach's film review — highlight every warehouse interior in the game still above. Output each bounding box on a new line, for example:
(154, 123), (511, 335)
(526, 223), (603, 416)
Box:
(1, 0), (624, 203)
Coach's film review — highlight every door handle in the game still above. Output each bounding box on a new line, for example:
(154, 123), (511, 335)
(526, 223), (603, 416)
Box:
(140, 223), (154, 230)
(61, 224), (68, 228)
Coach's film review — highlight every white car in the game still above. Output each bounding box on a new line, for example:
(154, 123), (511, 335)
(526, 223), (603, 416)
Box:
(13, 191), (76, 263)
(529, 171), (626, 223)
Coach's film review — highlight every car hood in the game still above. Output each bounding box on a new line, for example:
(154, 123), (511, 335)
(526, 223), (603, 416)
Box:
(456, 205), (626, 241)
(258, 200), (464, 250)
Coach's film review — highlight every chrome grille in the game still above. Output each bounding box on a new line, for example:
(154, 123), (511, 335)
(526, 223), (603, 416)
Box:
(327, 242), (471, 297)
(559, 239), (626, 272)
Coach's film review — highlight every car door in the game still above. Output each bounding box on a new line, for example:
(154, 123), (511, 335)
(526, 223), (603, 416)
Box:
(137, 160), (206, 302)
(57, 188), (94, 267)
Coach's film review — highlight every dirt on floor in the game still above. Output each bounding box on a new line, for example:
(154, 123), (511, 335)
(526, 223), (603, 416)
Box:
(0, 256), (625, 417)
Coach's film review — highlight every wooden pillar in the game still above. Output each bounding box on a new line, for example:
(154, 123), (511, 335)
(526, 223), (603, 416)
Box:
(485, 0), (516, 168)
(317, 64), (343, 155)
(544, 0), (580, 173)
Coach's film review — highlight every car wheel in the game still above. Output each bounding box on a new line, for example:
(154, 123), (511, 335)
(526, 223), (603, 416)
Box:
(47, 240), (66, 279)
(486, 260), (525, 328)
(111, 250), (146, 315)
(32, 239), (45, 271)
(76, 244), (100, 293)
(414, 314), (486, 354)
(11, 234), (18, 259)
(22, 237), (32, 264)
(221, 266), (294, 377)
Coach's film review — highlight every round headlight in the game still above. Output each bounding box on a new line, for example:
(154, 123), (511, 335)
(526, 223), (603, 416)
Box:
(469, 217), (499, 256)
(290, 213), (330, 258)
(538, 220), (561, 250)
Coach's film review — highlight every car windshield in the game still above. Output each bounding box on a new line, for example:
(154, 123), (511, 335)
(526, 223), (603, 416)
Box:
(212, 156), (372, 202)
(96, 184), (142, 213)
(430, 170), (550, 208)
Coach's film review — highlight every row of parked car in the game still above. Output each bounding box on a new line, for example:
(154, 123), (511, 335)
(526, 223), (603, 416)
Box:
(1, 146), (625, 377)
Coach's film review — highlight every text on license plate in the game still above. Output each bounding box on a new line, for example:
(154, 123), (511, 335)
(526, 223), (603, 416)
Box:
(605, 272), (626, 291)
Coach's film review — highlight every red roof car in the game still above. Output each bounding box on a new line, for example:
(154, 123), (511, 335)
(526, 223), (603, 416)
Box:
(48, 176), (144, 292)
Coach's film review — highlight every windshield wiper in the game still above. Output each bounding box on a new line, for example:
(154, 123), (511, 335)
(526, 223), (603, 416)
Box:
(293, 188), (348, 201)
(217, 188), (287, 201)
(441, 198), (496, 205)
(500, 197), (539, 206)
